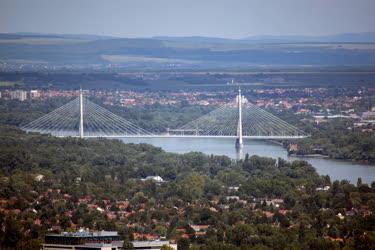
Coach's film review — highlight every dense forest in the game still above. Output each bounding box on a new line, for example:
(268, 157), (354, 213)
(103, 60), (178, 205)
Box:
(275, 110), (375, 163)
(294, 119), (375, 162)
(1, 126), (375, 249)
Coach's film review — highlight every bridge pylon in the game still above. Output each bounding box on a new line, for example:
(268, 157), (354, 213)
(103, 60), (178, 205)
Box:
(21, 90), (152, 137)
(235, 87), (243, 149)
(79, 88), (84, 138)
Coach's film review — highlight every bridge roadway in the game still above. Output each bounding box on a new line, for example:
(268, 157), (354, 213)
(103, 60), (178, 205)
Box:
(59, 134), (309, 140)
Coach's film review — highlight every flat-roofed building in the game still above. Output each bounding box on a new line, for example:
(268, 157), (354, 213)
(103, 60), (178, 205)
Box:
(132, 240), (172, 250)
(362, 111), (375, 121)
(10, 90), (27, 101)
(30, 90), (41, 99)
(42, 230), (122, 250)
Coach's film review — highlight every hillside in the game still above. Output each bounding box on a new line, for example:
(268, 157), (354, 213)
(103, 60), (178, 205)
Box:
(1, 33), (375, 70)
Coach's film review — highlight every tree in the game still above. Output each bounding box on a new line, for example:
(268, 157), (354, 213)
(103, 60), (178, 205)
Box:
(16, 239), (42, 250)
(179, 173), (205, 201)
(307, 238), (338, 250)
(123, 238), (134, 250)
(349, 192), (362, 208)
(131, 192), (147, 204)
(273, 212), (290, 228)
(1, 216), (23, 248)
(161, 245), (174, 250)
(357, 177), (363, 187)
(201, 240), (239, 250)
(228, 224), (256, 246)
(298, 222), (305, 244)
(154, 225), (167, 237)
(177, 238), (190, 250)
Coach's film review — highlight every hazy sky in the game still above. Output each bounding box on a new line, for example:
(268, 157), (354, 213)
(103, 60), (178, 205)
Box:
(1, 0), (375, 38)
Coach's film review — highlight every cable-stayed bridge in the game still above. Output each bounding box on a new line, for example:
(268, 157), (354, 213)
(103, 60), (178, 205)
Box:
(21, 91), (152, 138)
(21, 89), (309, 148)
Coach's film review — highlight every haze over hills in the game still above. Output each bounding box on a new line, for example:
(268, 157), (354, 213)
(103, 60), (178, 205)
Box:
(242, 32), (375, 43)
(4, 31), (375, 43)
(1, 32), (375, 70)
(155, 32), (375, 43)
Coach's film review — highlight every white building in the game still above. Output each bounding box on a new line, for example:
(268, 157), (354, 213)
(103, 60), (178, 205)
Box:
(42, 230), (122, 250)
(141, 176), (164, 183)
(10, 90), (27, 101)
(132, 240), (173, 250)
(30, 90), (41, 99)
(362, 111), (375, 121)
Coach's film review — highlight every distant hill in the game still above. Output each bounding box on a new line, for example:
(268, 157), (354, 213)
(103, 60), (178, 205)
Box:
(321, 32), (375, 43)
(1, 32), (375, 69)
(242, 32), (375, 43)
(13, 32), (117, 40)
(0, 33), (62, 40)
(3, 31), (375, 43)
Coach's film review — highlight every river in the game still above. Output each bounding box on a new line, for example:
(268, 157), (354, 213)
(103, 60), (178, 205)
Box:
(120, 137), (375, 184)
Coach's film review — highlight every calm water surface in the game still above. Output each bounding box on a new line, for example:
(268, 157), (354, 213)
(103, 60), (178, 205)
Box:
(120, 137), (375, 184)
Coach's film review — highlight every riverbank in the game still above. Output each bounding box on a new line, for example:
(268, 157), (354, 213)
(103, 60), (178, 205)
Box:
(119, 137), (375, 184)
(290, 152), (375, 165)
(289, 153), (330, 158)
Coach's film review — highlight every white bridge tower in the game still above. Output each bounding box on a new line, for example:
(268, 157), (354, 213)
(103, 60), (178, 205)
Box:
(79, 88), (84, 138)
(235, 87), (243, 149)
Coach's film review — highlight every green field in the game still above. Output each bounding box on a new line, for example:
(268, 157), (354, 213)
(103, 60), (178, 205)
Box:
(0, 81), (16, 87)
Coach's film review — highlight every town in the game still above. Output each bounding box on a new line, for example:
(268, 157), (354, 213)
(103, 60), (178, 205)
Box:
(2, 86), (374, 132)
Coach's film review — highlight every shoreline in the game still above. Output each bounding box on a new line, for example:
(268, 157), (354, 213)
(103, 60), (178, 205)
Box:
(289, 153), (329, 158)
(290, 153), (375, 165)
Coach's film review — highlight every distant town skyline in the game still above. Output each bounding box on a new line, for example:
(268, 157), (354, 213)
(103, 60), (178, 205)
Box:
(1, 0), (375, 39)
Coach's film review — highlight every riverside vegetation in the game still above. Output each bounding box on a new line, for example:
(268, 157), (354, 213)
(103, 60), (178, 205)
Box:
(1, 126), (375, 249)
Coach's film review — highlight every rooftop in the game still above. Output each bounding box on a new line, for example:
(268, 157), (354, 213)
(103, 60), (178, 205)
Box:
(47, 230), (118, 238)
(132, 240), (170, 248)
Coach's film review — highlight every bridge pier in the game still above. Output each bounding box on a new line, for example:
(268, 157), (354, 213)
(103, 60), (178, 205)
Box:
(235, 145), (244, 160)
(235, 138), (243, 149)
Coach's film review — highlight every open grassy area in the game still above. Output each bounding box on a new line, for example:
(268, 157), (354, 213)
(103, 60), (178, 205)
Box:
(0, 81), (16, 87)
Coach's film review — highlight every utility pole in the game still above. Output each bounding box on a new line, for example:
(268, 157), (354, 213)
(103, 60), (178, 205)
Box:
(79, 88), (84, 138)
(236, 87), (243, 149)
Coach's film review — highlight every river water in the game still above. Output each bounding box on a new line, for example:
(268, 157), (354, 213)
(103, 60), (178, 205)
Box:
(120, 137), (375, 184)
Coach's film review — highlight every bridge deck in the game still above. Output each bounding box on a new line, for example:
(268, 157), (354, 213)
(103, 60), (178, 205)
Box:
(59, 135), (309, 139)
